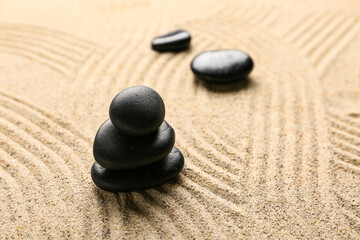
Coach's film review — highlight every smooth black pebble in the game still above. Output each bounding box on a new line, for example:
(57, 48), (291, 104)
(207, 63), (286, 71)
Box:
(91, 147), (184, 192)
(191, 49), (254, 83)
(152, 30), (191, 52)
(110, 86), (165, 136)
(93, 119), (175, 170)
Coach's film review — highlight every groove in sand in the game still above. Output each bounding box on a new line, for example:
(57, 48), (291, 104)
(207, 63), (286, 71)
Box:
(129, 192), (182, 239)
(317, 18), (360, 75)
(312, 16), (358, 65)
(285, 12), (326, 42)
(0, 46), (69, 76)
(157, 185), (227, 239)
(0, 22), (97, 48)
(327, 115), (360, 140)
(142, 190), (201, 239)
(0, 33), (84, 63)
(0, 28), (88, 56)
(262, 6), (280, 27)
(72, 47), (111, 88)
(294, 13), (336, 49)
(0, 106), (87, 175)
(0, 93), (92, 146)
(179, 156), (245, 204)
(179, 174), (249, 217)
(302, 14), (347, 56)
(114, 23), (161, 88)
(0, 96), (110, 237)
(0, 38), (75, 68)
(333, 146), (360, 167)
(0, 132), (88, 236)
(332, 137), (360, 157)
(0, 117), (93, 233)
(330, 127), (360, 147)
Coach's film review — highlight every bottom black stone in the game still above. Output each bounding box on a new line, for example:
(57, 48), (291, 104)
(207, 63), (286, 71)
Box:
(91, 147), (184, 192)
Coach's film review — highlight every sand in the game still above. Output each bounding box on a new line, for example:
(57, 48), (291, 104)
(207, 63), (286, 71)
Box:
(0, 0), (359, 239)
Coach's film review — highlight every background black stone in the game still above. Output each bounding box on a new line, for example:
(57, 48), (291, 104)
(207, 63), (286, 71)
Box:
(191, 49), (254, 83)
(152, 30), (191, 52)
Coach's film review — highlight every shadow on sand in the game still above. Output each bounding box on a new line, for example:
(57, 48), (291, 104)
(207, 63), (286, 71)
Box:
(194, 76), (255, 93)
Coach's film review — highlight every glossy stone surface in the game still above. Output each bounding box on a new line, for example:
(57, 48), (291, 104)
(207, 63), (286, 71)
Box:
(110, 86), (165, 136)
(152, 30), (191, 52)
(91, 147), (184, 192)
(93, 119), (175, 170)
(190, 49), (254, 83)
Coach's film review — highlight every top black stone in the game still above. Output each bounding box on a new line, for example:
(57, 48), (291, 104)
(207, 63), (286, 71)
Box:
(109, 86), (165, 136)
(190, 49), (254, 83)
(151, 30), (191, 52)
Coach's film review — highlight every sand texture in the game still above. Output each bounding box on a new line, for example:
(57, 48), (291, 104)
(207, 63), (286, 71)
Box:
(0, 0), (360, 239)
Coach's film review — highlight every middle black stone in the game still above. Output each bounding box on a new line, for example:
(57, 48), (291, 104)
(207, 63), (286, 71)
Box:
(93, 119), (175, 170)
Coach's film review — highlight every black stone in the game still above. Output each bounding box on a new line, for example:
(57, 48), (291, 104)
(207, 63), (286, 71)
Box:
(93, 119), (175, 170)
(91, 147), (184, 192)
(152, 30), (191, 52)
(110, 86), (165, 136)
(190, 49), (254, 83)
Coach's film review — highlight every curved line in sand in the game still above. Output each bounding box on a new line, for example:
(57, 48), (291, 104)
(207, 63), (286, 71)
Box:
(0, 23), (100, 79)
(0, 96), (111, 237)
(292, 13), (337, 50)
(154, 185), (228, 239)
(137, 191), (192, 238)
(284, 12), (327, 42)
(0, 116), (93, 232)
(0, 46), (69, 76)
(0, 34), (83, 63)
(0, 22), (97, 48)
(0, 91), (92, 144)
(283, 12), (360, 75)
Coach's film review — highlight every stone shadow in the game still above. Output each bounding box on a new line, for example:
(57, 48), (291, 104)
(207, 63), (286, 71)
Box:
(194, 76), (255, 93)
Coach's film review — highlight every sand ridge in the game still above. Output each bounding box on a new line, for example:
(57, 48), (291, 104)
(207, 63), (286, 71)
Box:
(0, 0), (359, 239)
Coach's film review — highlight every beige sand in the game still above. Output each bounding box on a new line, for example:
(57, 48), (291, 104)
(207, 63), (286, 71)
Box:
(0, 0), (359, 238)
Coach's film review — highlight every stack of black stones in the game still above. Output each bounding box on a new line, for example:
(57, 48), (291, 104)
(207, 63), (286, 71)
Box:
(91, 86), (184, 192)
(91, 29), (254, 192)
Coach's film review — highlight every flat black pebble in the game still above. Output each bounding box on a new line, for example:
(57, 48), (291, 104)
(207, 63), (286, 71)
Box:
(191, 49), (254, 83)
(93, 119), (175, 170)
(91, 147), (184, 192)
(110, 86), (165, 136)
(152, 30), (191, 52)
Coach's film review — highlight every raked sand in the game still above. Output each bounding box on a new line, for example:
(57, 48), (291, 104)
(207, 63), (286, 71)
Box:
(0, 0), (359, 239)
